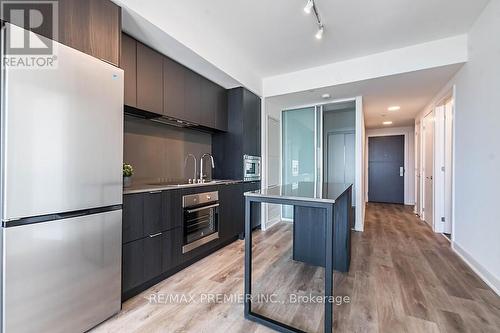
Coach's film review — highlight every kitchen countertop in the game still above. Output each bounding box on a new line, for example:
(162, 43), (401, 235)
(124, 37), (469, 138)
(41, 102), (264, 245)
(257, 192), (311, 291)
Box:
(123, 179), (257, 194)
(244, 182), (352, 204)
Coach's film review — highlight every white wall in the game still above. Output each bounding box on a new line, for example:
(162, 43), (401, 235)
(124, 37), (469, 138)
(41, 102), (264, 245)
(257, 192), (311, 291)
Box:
(365, 126), (415, 205)
(355, 97), (366, 231)
(263, 35), (468, 97)
(415, 0), (500, 294)
(261, 99), (284, 228)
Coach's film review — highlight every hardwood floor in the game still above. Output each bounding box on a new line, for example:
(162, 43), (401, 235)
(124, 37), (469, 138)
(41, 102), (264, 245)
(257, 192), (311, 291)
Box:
(92, 203), (500, 333)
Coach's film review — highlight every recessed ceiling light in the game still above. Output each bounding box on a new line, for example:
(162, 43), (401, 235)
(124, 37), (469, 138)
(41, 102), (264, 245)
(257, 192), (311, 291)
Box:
(388, 106), (400, 111)
(321, 93), (331, 99)
(383, 121), (393, 125)
(304, 0), (313, 14)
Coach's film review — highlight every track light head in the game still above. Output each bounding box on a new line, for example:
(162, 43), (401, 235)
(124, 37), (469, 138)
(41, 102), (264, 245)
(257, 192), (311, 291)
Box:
(304, 0), (314, 14)
(315, 25), (324, 39)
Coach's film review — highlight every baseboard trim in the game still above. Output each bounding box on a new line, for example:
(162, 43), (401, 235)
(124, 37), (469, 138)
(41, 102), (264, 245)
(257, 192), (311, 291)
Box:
(265, 216), (281, 229)
(452, 241), (500, 296)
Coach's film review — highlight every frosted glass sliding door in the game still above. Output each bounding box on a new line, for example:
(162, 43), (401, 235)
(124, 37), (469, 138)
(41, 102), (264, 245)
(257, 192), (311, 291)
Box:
(281, 107), (319, 219)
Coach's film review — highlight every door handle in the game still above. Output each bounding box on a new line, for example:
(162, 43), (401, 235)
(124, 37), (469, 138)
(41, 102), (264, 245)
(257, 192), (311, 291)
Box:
(400, 167), (404, 177)
(186, 203), (219, 214)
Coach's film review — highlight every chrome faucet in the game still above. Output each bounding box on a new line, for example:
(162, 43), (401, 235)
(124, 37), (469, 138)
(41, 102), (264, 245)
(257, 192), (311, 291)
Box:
(199, 153), (215, 183)
(184, 153), (197, 183)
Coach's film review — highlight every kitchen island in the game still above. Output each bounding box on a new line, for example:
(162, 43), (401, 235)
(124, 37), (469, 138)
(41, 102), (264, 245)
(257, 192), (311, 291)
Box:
(244, 182), (353, 333)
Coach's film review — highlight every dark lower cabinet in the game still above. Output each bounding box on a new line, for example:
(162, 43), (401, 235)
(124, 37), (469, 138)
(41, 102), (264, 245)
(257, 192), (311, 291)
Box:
(122, 183), (250, 299)
(244, 181), (261, 229)
(122, 193), (143, 243)
(219, 183), (244, 239)
(122, 239), (144, 292)
(122, 228), (178, 296)
(161, 229), (179, 273)
(143, 234), (162, 281)
(162, 189), (182, 230)
(143, 191), (162, 236)
(123, 191), (163, 242)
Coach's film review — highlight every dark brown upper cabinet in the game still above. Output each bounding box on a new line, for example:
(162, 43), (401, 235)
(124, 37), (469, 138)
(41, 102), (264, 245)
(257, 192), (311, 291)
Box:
(121, 33), (137, 107)
(137, 43), (163, 115)
(122, 35), (228, 131)
(200, 79), (217, 128)
(87, 0), (121, 65)
(184, 69), (202, 124)
(3, 0), (121, 66)
(242, 88), (262, 157)
(212, 87), (261, 179)
(58, 0), (121, 66)
(215, 86), (228, 131)
(163, 57), (185, 120)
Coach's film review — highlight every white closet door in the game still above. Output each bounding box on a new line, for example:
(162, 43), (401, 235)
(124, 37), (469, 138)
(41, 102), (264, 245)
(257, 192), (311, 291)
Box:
(345, 133), (356, 184)
(345, 133), (356, 204)
(328, 133), (345, 183)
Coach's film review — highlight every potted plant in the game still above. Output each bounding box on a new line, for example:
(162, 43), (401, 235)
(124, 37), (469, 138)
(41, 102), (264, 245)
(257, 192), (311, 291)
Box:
(123, 163), (134, 187)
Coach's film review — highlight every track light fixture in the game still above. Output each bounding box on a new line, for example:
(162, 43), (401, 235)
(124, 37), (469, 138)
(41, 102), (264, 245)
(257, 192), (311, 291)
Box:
(303, 0), (324, 40)
(315, 25), (324, 39)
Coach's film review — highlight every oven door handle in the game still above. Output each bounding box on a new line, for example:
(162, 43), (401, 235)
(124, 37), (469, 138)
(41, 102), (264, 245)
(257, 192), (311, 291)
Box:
(186, 203), (219, 214)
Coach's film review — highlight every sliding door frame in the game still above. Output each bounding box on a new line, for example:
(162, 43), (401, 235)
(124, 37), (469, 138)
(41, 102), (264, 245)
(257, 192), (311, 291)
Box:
(280, 97), (366, 229)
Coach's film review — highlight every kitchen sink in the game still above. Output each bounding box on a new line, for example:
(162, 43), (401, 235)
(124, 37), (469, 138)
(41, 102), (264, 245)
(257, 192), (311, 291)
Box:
(145, 179), (230, 187)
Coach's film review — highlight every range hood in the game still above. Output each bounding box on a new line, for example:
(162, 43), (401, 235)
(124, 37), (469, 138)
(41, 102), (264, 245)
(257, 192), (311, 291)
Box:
(151, 116), (197, 128)
(124, 105), (197, 128)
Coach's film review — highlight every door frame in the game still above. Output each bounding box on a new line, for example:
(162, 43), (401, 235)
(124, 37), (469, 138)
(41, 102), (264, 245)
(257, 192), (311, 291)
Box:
(277, 96), (366, 231)
(415, 122), (421, 216)
(422, 110), (435, 229)
(365, 127), (414, 205)
(263, 115), (282, 229)
(416, 86), (456, 236)
(433, 93), (455, 235)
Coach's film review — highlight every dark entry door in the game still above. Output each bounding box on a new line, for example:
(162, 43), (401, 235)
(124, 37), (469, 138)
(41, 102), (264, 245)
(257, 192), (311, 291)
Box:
(368, 135), (404, 204)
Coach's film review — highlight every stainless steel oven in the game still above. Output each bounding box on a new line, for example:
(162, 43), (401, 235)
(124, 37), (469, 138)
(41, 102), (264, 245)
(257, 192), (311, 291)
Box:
(182, 191), (219, 253)
(243, 155), (261, 181)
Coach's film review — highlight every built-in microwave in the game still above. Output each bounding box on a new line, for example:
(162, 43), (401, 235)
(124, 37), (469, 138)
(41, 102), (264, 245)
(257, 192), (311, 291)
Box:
(243, 155), (261, 181)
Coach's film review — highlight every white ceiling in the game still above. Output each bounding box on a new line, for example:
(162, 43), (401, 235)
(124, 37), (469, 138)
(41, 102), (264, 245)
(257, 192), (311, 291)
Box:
(266, 64), (463, 129)
(118, 0), (488, 79)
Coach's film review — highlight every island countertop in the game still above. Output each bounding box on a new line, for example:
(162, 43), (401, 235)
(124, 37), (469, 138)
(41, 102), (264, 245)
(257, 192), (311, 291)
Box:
(244, 182), (352, 204)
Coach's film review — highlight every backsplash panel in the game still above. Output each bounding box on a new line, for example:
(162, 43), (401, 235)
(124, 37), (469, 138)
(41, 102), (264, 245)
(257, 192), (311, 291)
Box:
(124, 116), (212, 182)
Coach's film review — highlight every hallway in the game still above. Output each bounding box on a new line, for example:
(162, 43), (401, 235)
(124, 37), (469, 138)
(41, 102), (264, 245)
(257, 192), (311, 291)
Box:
(343, 203), (500, 332)
(93, 204), (500, 333)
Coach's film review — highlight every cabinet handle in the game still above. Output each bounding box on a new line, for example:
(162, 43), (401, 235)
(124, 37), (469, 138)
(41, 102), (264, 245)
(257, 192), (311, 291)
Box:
(186, 203), (219, 214)
(149, 232), (162, 238)
(148, 190), (162, 194)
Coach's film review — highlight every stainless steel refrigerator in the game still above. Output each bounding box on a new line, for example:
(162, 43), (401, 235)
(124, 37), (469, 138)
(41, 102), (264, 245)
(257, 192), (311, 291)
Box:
(1, 23), (123, 332)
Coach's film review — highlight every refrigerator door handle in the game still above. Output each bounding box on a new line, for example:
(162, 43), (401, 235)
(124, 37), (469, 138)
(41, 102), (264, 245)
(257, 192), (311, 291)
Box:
(57, 210), (90, 220)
